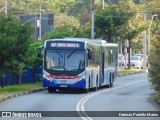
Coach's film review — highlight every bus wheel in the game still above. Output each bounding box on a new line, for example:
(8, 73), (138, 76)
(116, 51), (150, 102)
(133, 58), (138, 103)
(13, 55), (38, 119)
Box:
(48, 87), (56, 93)
(93, 83), (97, 91)
(83, 88), (89, 93)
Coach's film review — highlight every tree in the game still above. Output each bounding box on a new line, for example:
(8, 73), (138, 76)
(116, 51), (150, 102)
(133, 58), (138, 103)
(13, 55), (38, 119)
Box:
(120, 18), (147, 69)
(43, 23), (91, 40)
(147, 0), (160, 91)
(54, 13), (80, 28)
(0, 0), (81, 28)
(148, 35), (160, 91)
(24, 40), (43, 83)
(43, 25), (78, 39)
(0, 14), (32, 86)
(94, 3), (134, 42)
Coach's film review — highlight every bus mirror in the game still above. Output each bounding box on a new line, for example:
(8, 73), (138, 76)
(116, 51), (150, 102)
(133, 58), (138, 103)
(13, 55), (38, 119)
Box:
(38, 46), (43, 57)
(88, 49), (92, 60)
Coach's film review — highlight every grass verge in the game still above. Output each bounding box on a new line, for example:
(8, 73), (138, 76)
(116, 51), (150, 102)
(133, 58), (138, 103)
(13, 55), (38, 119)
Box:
(155, 93), (160, 104)
(117, 69), (143, 76)
(0, 83), (42, 95)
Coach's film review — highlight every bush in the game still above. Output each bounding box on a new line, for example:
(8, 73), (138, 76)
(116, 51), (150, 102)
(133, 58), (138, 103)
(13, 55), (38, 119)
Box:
(148, 36), (160, 91)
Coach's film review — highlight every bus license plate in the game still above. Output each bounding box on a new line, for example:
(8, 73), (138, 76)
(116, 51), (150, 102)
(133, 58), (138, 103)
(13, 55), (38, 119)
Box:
(60, 80), (67, 84)
(60, 85), (67, 87)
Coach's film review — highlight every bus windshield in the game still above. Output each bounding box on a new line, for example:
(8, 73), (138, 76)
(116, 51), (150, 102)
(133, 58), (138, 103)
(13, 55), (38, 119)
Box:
(45, 49), (85, 73)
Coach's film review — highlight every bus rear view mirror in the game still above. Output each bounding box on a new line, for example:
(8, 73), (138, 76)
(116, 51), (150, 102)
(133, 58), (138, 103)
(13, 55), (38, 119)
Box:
(38, 46), (43, 57)
(88, 49), (92, 60)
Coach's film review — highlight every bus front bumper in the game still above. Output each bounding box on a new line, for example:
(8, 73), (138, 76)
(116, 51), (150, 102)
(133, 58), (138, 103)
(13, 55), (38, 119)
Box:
(43, 78), (86, 89)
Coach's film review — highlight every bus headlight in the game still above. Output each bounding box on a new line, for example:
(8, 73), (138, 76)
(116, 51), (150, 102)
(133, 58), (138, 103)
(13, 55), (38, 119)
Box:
(78, 75), (85, 81)
(43, 73), (50, 81)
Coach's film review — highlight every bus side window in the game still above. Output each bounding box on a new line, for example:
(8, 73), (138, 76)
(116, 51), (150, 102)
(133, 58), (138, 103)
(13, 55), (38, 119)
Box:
(86, 52), (89, 66)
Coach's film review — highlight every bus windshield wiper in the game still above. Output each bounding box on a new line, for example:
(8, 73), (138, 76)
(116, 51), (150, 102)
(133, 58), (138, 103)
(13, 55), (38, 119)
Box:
(67, 49), (77, 58)
(55, 50), (62, 58)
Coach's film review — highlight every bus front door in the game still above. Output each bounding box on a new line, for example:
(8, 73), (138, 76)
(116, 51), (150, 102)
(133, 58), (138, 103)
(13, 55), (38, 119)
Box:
(101, 52), (105, 84)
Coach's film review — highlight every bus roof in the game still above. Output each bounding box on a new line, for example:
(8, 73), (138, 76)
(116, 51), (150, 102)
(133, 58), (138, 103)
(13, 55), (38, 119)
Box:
(102, 43), (118, 47)
(45, 38), (117, 47)
(64, 38), (107, 44)
(47, 38), (107, 44)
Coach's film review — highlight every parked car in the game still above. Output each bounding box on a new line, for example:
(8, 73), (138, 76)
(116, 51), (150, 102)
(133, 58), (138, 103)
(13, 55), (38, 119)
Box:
(133, 54), (148, 66)
(130, 56), (143, 69)
(118, 54), (125, 66)
(134, 54), (143, 59)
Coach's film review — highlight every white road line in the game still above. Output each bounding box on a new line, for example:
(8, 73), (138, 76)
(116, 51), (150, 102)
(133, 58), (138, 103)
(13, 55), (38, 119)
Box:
(76, 80), (146, 120)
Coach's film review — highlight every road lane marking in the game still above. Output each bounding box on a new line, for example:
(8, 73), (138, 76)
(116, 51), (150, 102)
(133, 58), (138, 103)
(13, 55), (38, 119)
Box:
(76, 80), (146, 120)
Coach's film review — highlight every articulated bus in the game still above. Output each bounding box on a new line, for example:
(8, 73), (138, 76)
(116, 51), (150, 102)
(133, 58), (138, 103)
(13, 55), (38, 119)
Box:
(38, 38), (118, 93)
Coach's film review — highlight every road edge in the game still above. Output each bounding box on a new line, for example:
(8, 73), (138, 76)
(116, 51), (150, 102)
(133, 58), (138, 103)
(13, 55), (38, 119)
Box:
(117, 70), (147, 77)
(0, 88), (47, 103)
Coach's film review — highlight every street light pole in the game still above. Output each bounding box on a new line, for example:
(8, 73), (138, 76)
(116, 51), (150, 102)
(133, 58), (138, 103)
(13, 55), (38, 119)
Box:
(143, 0), (147, 70)
(148, 14), (157, 56)
(91, 0), (95, 39)
(102, 0), (104, 9)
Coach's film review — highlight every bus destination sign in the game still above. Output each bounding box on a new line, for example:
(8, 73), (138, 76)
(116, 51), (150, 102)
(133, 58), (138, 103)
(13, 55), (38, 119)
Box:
(51, 43), (80, 48)
(46, 41), (84, 49)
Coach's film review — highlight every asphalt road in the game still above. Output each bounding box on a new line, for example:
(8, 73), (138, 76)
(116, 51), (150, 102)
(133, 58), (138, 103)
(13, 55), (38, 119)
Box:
(0, 73), (159, 120)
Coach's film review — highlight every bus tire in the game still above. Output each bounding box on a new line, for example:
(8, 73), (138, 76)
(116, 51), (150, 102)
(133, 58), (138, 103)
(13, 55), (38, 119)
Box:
(83, 88), (89, 93)
(48, 87), (56, 93)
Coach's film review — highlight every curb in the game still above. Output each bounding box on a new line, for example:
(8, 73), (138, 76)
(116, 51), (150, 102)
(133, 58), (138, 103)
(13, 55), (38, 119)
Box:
(0, 88), (47, 103)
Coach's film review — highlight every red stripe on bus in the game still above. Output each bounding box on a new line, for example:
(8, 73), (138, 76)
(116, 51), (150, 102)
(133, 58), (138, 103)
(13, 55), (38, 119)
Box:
(49, 75), (79, 79)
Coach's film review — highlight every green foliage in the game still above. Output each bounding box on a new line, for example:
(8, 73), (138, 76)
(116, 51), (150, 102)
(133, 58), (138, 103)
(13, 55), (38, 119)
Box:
(147, 0), (160, 91)
(117, 69), (142, 76)
(131, 37), (143, 54)
(94, 3), (134, 41)
(67, 1), (86, 22)
(0, 14), (32, 75)
(54, 13), (80, 28)
(43, 25), (77, 39)
(78, 23), (91, 38)
(148, 36), (160, 91)
(43, 24), (91, 40)
(24, 40), (43, 67)
(147, 0), (160, 15)
(155, 93), (160, 104)
(0, 83), (42, 94)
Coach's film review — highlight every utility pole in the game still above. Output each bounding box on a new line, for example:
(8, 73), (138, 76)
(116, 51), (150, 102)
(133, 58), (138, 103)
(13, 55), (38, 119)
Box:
(120, 38), (123, 70)
(148, 14), (157, 56)
(143, 0), (147, 70)
(91, 0), (95, 39)
(124, 41), (128, 69)
(102, 0), (104, 9)
(38, 5), (42, 40)
(5, 0), (7, 17)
